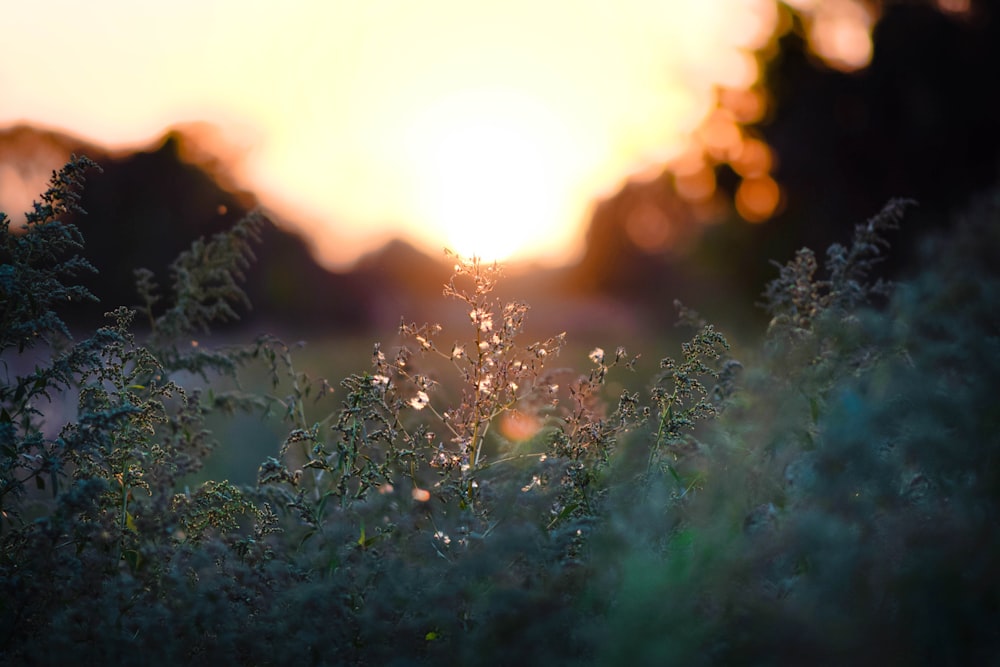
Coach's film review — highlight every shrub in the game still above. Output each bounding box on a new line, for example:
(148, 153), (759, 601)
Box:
(2, 160), (998, 666)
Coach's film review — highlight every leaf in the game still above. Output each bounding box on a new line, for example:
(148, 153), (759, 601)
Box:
(809, 396), (820, 423)
(123, 549), (142, 572)
(667, 464), (683, 485)
(547, 502), (580, 529)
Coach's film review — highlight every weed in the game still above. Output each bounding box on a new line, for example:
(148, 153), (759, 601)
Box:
(2, 160), (998, 666)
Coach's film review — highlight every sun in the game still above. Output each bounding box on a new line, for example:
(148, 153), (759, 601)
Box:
(405, 88), (577, 263)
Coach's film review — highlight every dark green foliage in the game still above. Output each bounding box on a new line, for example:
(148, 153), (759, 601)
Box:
(2, 159), (999, 666)
(0, 156), (100, 353)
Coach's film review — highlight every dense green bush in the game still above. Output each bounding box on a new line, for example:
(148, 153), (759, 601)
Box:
(2, 159), (998, 665)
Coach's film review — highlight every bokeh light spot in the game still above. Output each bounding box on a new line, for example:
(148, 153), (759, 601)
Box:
(499, 411), (542, 442)
(735, 175), (781, 222)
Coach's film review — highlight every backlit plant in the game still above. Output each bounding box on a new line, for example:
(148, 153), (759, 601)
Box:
(2, 159), (998, 666)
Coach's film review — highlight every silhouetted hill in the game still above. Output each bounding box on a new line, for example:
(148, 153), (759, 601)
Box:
(0, 125), (378, 334)
(351, 238), (452, 326)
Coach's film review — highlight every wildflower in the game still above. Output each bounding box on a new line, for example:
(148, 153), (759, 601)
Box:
(589, 347), (605, 365)
(537, 348), (547, 357)
(372, 374), (390, 389)
(415, 335), (431, 350)
(470, 308), (493, 332)
(409, 390), (430, 410)
(432, 452), (444, 467)
(451, 344), (464, 359)
(477, 375), (492, 394)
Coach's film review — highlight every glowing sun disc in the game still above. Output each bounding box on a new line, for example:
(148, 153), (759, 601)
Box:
(406, 88), (576, 263)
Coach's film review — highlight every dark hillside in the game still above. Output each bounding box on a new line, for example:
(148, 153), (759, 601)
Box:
(0, 126), (379, 333)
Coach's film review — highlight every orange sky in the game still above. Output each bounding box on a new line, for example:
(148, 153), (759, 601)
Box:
(1, 0), (875, 268)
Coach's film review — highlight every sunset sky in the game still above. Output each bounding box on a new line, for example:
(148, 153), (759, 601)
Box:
(2, 0), (874, 268)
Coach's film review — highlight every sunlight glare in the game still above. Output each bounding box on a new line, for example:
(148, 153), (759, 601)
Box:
(406, 88), (578, 262)
(2, 0), (884, 265)
(787, 0), (875, 71)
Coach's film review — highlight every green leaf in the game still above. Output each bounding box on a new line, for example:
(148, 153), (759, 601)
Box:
(123, 549), (142, 572)
(667, 464), (683, 485)
(809, 396), (820, 423)
(547, 502), (580, 529)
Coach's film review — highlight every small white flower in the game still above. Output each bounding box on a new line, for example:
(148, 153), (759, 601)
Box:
(451, 344), (464, 359)
(469, 308), (493, 332)
(409, 390), (430, 410)
(372, 374), (390, 389)
(589, 347), (605, 365)
(521, 475), (542, 492)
